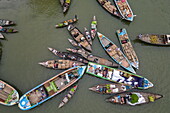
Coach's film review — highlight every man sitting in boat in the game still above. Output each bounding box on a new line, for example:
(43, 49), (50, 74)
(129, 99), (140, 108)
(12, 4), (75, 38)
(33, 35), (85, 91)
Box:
(0, 26), (5, 32)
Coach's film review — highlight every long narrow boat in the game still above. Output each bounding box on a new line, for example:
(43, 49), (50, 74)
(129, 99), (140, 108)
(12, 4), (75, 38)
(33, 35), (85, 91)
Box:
(0, 80), (19, 106)
(106, 91), (163, 106)
(91, 16), (97, 40)
(0, 19), (15, 26)
(66, 48), (119, 68)
(48, 47), (89, 64)
(113, 0), (134, 21)
(116, 28), (139, 69)
(89, 83), (132, 94)
(84, 27), (92, 45)
(86, 62), (153, 89)
(0, 26), (18, 33)
(39, 59), (85, 70)
(58, 85), (78, 108)
(97, 32), (135, 74)
(97, 0), (122, 18)
(68, 24), (92, 52)
(0, 33), (4, 39)
(62, 0), (71, 13)
(55, 15), (78, 28)
(18, 66), (86, 110)
(137, 34), (170, 46)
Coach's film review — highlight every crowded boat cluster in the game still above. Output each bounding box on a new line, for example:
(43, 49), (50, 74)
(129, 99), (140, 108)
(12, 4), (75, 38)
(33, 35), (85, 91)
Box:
(0, 19), (18, 39)
(0, 0), (167, 111)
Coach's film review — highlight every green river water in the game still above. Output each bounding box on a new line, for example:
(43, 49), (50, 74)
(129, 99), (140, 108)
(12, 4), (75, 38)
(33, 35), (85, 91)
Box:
(0, 0), (170, 113)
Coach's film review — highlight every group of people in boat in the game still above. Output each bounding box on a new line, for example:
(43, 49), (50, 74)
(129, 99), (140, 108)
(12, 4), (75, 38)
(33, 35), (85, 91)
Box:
(71, 28), (86, 42)
(0, 26), (6, 32)
(99, 0), (118, 15)
(117, 29), (138, 63)
(26, 86), (48, 105)
(114, 92), (146, 105)
(116, 0), (132, 18)
(88, 64), (143, 88)
(105, 43), (126, 64)
(0, 82), (17, 104)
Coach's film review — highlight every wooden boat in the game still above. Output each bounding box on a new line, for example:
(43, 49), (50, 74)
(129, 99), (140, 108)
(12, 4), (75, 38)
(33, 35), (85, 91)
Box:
(97, 32), (135, 74)
(84, 27), (92, 45)
(55, 15), (78, 28)
(63, 0), (71, 13)
(18, 66), (86, 110)
(89, 83), (132, 94)
(66, 48), (119, 68)
(0, 19), (15, 26)
(39, 59), (85, 70)
(97, 0), (121, 18)
(0, 33), (4, 39)
(137, 34), (170, 46)
(116, 28), (139, 69)
(0, 26), (18, 33)
(68, 24), (92, 52)
(68, 38), (82, 48)
(91, 16), (97, 40)
(106, 91), (163, 106)
(0, 80), (19, 106)
(58, 85), (78, 108)
(113, 0), (135, 21)
(86, 62), (153, 89)
(48, 47), (89, 64)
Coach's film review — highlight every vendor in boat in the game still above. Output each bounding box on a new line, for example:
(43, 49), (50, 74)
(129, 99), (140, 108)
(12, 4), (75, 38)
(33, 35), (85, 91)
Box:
(0, 26), (5, 32)
(63, 21), (68, 25)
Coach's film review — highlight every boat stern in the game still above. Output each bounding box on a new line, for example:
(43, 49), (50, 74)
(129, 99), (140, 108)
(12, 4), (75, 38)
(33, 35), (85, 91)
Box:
(18, 95), (32, 110)
(131, 61), (139, 70)
(89, 87), (96, 92)
(125, 66), (136, 74)
(38, 62), (48, 67)
(77, 66), (87, 77)
(143, 78), (154, 89)
(48, 47), (53, 52)
(155, 94), (163, 100)
(97, 32), (104, 40)
(5, 90), (20, 106)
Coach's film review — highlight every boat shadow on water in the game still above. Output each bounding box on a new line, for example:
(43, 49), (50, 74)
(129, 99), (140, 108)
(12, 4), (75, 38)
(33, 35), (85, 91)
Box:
(120, 19), (131, 26)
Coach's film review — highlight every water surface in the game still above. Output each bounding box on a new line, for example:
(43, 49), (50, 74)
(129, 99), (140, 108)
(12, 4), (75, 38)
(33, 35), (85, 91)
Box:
(0, 0), (170, 113)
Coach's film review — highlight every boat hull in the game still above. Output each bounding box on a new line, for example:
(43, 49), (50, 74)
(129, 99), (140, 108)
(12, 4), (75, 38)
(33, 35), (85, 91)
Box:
(0, 80), (19, 106)
(18, 66), (86, 110)
(0, 27), (18, 33)
(138, 34), (170, 46)
(106, 91), (163, 106)
(91, 16), (97, 40)
(0, 19), (15, 26)
(68, 24), (92, 52)
(97, 0), (122, 18)
(55, 15), (78, 28)
(48, 47), (89, 64)
(97, 32), (136, 74)
(58, 85), (78, 108)
(39, 59), (85, 70)
(86, 62), (153, 89)
(113, 0), (134, 21)
(66, 48), (119, 68)
(89, 83), (132, 94)
(116, 28), (139, 69)
(0, 33), (4, 39)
